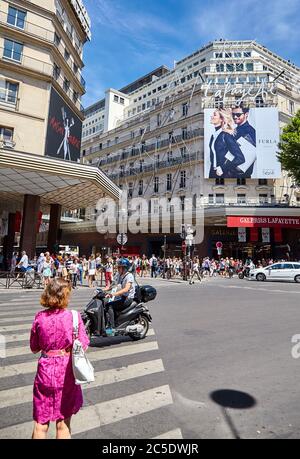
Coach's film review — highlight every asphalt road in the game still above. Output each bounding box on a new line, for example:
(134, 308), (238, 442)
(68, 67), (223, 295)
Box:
(0, 275), (300, 439)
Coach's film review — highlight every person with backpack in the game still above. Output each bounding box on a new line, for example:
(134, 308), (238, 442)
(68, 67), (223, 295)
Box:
(150, 254), (158, 278)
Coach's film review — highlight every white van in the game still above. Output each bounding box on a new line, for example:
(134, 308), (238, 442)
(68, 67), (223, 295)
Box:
(249, 262), (300, 283)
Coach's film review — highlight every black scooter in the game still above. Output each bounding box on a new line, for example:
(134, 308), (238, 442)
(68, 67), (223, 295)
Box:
(81, 285), (156, 341)
(238, 266), (250, 279)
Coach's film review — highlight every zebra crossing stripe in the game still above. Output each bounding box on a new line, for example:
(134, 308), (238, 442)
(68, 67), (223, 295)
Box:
(153, 428), (183, 439)
(0, 317), (35, 324)
(0, 359), (165, 409)
(4, 329), (156, 356)
(0, 341), (159, 377)
(0, 385), (173, 439)
(0, 323), (34, 332)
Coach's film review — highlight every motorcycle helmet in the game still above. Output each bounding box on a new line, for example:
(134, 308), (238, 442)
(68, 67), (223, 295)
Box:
(117, 258), (131, 271)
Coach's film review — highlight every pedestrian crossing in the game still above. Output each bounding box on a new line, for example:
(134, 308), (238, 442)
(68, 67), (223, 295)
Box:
(0, 292), (182, 439)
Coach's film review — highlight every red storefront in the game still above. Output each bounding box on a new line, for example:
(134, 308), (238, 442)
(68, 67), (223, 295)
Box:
(226, 215), (300, 260)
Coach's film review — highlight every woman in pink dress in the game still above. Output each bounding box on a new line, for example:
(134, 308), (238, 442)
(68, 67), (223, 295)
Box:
(30, 278), (89, 439)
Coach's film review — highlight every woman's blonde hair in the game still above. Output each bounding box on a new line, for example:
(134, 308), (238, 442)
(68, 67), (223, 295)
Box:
(41, 278), (71, 310)
(217, 108), (235, 134)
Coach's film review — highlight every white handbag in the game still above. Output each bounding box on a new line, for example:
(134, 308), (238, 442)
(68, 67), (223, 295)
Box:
(71, 310), (95, 385)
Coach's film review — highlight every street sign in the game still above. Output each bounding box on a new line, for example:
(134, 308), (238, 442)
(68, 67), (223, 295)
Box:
(117, 233), (128, 245)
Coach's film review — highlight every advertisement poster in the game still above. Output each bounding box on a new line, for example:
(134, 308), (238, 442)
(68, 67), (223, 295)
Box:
(238, 227), (247, 242)
(262, 227), (270, 243)
(45, 87), (82, 162)
(204, 107), (281, 179)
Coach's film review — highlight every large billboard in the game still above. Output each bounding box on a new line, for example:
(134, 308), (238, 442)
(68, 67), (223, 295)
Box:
(204, 107), (281, 179)
(45, 87), (82, 163)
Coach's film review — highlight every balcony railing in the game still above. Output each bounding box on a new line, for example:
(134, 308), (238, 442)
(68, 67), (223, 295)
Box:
(92, 128), (204, 167)
(107, 152), (199, 181)
(202, 197), (297, 207)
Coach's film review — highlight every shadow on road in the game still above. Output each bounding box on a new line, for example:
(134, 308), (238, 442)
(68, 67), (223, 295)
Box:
(210, 389), (257, 439)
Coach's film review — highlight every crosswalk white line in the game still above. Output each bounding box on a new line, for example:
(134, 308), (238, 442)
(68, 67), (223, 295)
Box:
(2, 333), (30, 344)
(4, 329), (156, 356)
(0, 301), (85, 308)
(153, 428), (183, 439)
(0, 317), (35, 324)
(0, 341), (159, 377)
(0, 311), (37, 318)
(0, 359), (165, 409)
(0, 323), (33, 332)
(0, 385), (173, 439)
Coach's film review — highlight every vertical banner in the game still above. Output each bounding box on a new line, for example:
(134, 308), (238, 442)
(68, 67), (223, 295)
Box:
(262, 227), (270, 243)
(238, 227), (247, 242)
(250, 227), (259, 242)
(274, 227), (283, 243)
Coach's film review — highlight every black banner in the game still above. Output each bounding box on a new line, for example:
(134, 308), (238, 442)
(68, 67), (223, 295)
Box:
(45, 87), (82, 162)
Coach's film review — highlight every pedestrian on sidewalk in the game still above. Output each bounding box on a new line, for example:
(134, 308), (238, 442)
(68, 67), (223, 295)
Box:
(30, 278), (89, 439)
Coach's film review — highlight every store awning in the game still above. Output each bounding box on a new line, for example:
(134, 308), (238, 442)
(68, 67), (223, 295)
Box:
(0, 149), (121, 212)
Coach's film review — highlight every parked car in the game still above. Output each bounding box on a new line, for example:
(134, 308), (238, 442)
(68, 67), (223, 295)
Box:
(249, 262), (300, 283)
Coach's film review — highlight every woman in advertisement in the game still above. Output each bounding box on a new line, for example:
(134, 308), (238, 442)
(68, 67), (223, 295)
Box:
(209, 109), (245, 178)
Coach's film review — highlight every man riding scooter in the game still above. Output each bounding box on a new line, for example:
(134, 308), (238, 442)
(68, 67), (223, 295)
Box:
(103, 258), (136, 336)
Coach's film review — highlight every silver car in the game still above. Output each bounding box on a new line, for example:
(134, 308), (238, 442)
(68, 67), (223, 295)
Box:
(249, 262), (300, 283)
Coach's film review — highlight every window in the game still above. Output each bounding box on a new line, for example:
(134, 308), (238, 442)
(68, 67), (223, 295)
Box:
(120, 98), (124, 105)
(216, 63), (224, 72)
(155, 155), (160, 167)
(226, 63), (234, 72)
(259, 194), (268, 204)
(141, 142), (146, 153)
(216, 194), (225, 204)
(131, 131), (135, 139)
(289, 100), (295, 114)
(180, 171), (186, 188)
(255, 96), (264, 107)
(234, 52), (242, 58)
(157, 114), (161, 127)
(225, 52), (232, 58)
(216, 178), (224, 185)
(73, 91), (78, 103)
(236, 63), (244, 72)
(209, 194), (214, 204)
(64, 49), (70, 61)
(54, 33), (61, 46)
(7, 6), (26, 29)
(107, 139), (111, 147)
(154, 177), (159, 193)
(244, 52), (251, 57)
(166, 174), (172, 191)
(0, 126), (14, 141)
(63, 78), (70, 92)
(182, 103), (189, 117)
(139, 160), (144, 172)
(3, 39), (23, 62)
(99, 143), (102, 150)
(215, 53), (223, 58)
(138, 180), (143, 196)
(237, 178), (246, 186)
(237, 194), (246, 204)
(258, 179), (267, 186)
(120, 165), (125, 177)
(129, 163), (134, 174)
(246, 63), (254, 71)
(0, 80), (19, 105)
(182, 127), (188, 140)
(128, 183), (133, 198)
(73, 63), (78, 74)
(167, 151), (173, 163)
(115, 137), (119, 144)
(114, 95), (119, 103)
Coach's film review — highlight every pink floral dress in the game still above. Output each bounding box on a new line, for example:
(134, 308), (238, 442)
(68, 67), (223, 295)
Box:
(30, 308), (89, 424)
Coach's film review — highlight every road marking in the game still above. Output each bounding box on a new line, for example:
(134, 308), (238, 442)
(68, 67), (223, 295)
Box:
(0, 359), (164, 409)
(154, 428), (183, 439)
(0, 341), (159, 377)
(4, 329), (156, 356)
(0, 385), (173, 439)
(0, 317), (35, 325)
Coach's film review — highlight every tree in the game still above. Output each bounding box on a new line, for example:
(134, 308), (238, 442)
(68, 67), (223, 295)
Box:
(277, 110), (300, 184)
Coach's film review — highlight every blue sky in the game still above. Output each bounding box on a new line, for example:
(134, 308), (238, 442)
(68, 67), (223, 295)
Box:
(82, 0), (300, 107)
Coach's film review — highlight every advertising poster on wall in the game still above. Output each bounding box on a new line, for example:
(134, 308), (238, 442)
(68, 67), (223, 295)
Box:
(45, 87), (82, 163)
(204, 107), (281, 179)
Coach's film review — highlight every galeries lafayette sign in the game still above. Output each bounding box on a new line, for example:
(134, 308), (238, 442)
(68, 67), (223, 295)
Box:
(227, 216), (300, 228)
